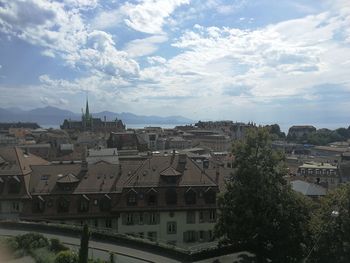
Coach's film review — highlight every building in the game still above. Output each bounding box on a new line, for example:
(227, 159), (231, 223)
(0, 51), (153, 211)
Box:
(0, 145), (223, 246)
(297, 161), (339, 189)
(291, 180), (327, 198)
(61, 99), (125, 132)
(287, 125), (316, 140)
(0, 147), (49, 219)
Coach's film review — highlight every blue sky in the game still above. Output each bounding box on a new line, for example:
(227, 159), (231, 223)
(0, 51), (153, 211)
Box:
(0, 0), (349, 127)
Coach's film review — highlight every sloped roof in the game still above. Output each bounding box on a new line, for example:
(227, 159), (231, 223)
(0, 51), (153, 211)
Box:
(57, 173), (79, 183)
(160, 167), (181, 177)
(291, 180), (327, 196)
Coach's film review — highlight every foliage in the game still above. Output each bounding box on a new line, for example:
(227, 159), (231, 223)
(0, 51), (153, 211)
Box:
(265, 124), (285, 139)
(15, 233), (49, 251)
(31, 247), (56, 263)
(308, 184), (350, 262)
(215, 128), (311, 262)
(50, 238), (69, 253)
(55, 250), (78, 263)
(79, 224), (90, 263)
(109, 253), (115, 263)
(1, 237), (19, 252)
(287, 126), (350, 145)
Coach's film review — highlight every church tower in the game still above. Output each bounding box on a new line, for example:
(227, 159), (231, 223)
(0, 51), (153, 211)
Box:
(82, 96), (92, 130)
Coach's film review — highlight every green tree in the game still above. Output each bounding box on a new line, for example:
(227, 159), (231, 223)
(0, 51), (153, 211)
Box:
(308, 184), (350, 262)
(79, 224), (90, 263)
(215, 128), (311, 262)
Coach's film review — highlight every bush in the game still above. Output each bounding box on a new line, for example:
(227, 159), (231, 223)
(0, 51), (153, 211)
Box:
(31, 247), (56, 263)
(15, 233), (49, 251)
(3, 237), (19, 252)
(55, 250), (78, 263)
(50, 238), (69, 253)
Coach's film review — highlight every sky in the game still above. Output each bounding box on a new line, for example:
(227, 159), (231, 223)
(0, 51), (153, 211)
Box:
(0, 0), (349, 128)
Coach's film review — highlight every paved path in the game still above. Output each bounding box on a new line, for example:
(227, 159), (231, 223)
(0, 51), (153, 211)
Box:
(0, 228), (180, 263)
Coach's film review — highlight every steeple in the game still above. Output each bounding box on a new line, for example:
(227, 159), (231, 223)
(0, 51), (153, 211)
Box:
(85, 96), (90, 117)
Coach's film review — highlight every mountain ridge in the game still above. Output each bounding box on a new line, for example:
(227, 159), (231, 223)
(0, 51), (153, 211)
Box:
(0, 106), (194, 126)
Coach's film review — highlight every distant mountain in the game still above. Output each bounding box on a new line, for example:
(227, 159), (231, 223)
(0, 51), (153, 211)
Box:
(0, 106), (193, 126)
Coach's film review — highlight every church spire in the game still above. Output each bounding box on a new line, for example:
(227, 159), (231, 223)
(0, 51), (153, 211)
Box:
(85, 97), (90, 117)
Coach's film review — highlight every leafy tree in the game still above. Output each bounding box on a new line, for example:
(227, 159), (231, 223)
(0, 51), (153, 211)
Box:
(215, 128), (311, 262)
(79, 224), (90, 263)
(308, 184), (350, 263)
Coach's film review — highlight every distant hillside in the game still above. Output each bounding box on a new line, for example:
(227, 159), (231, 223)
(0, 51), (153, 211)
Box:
(0, 106), (193, 126)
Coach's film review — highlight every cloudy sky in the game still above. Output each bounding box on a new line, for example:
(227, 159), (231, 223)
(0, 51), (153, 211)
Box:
(0, 0), (349, 128)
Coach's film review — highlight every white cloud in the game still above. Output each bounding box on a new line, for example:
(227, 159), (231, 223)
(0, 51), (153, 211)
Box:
(0, 0), (139, 79)
(124, 0), (189, 34)
(124, 35), (168, 57)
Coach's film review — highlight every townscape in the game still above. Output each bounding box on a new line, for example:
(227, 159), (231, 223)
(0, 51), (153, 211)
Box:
(1, 98), (350, 262)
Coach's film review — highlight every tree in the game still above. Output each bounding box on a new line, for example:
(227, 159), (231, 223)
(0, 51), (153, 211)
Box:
(215, 128), (311, 262)
(79, 224), (90, 263)
(308, 184), (350, 262)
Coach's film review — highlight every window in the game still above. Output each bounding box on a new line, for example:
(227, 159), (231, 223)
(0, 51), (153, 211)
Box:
(12, 202), (20, 212)
(99, 197), (111, 212)
(167, 222), (177, 234)
(8, 180), (20, 194)
(78, 199), (89, 212)
(185, 189), (196, 205)
(199, 211), (204, 223)
(32, 199), (45, 213)
(139, 213), (144, 224)
(148, 194), (157, 205)
(199, 231), (204, 241)
(204, 190), (216, 204)
(105, 219), (112, 228)
(184, 231), (196, 243)
(138, 232), (144, 238)
(209, 210), (216, 222)
(94, 219), (98, 228)
(127, 213), (133, 225)
(149, 212), (158, 225)
(165, 189), (177, 205)
(187, 211), (196, 224)
(127, 193), (137, 206)
(57, 198), (69, 213)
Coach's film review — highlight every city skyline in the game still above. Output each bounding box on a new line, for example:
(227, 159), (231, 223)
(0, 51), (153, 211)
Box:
(0, 0), (350, 127)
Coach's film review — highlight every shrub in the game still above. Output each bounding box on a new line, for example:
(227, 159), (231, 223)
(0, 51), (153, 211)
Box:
(55, 250), (78, 263)
(3, 237), (19, 252)
(15, 233), (49, 250)
(31, 247), (56, 263)
(50, 238), (69, 253)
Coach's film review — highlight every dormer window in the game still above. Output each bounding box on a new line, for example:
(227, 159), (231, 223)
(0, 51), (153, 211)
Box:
(204, 188), (216, 204)
(165, 189), (177, 205)
(78, 195), (90, 212)
(99, 194), (111, 212)
(147, 188), (157, 206)
(185, 188), (196, 205)
(8, 176), (20, 194)
(127, 192), (137, 206)
(57, 197), (70, 213)
(32, 196), (45, 213)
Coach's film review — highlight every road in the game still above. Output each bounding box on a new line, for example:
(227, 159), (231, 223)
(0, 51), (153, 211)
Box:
(0, 228), (179, 263)
(0, 228), (250, 263)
